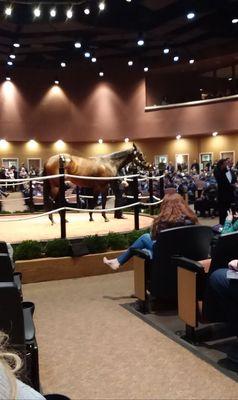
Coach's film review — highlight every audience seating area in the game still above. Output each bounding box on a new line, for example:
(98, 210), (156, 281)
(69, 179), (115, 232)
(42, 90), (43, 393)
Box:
(0, 242), (40, 391)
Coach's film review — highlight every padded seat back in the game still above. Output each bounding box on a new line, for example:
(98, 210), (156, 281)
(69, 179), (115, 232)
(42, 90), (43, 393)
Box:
(150, 225), (213, 301)
(0, 282), (25, 343)
(0, 253), (14, 281)
(209, 231), (238, 273)
(0, 241), (9, 253)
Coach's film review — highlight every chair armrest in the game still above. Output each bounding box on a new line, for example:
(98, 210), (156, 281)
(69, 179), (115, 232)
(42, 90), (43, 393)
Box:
(172, 256), (205, 273)
(22, 302), (36, 342)
(130, 249), (151, 262)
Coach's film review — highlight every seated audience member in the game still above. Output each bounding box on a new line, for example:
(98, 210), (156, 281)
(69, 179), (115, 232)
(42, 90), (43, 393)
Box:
(221, 208), (238, 234)
(0, 331), (45, 399)
(204, 263), (238, 362)
(103, 193), (198, 270)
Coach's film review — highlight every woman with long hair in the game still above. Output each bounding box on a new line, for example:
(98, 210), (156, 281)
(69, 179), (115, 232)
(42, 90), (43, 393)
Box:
(103, 192), (198, 270)
(0, 331), (45, 399)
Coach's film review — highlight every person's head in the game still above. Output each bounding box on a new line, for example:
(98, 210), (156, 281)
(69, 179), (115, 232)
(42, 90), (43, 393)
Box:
(0, 331), (22, 399)
(217, 158), (227, 170)
(152, 193), (198, 235)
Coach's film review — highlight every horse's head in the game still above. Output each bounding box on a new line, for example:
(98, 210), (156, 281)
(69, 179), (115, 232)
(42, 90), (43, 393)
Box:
(132, 143), (149, 170)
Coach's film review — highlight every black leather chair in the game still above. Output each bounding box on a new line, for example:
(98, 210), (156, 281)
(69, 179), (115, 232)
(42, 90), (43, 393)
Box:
(0, 253), (22, 296)
(0, 282), (40, 390)
(132, 225), (213, 312)
(174, 231), (238, 342)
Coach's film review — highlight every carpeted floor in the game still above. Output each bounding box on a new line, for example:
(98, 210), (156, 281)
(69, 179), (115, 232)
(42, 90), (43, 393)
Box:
(23, 271), (238, 400)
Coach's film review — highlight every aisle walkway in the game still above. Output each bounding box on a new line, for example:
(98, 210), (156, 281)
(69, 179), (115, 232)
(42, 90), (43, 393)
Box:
(24, 271), (238, 400)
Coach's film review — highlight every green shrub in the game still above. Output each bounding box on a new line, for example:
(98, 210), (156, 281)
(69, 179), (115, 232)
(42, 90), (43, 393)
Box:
(107, 232), (128, 250)
(14, 240), (42, 260)
(83, 235), (108, 253)
(45, 239), (70, 257)
(127, 229), (150, 245)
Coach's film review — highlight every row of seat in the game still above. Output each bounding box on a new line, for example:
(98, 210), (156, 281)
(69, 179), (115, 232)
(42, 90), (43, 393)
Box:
(0, 241), (40, 390)
(132, 226), (238, 342)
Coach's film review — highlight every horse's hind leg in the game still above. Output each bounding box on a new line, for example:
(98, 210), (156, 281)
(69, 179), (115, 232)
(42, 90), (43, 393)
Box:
(49, 213), (54, 225)
(101, 192), (109, 222)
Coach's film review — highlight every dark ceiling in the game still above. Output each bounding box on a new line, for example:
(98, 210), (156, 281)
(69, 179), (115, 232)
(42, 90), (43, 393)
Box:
(0, 0), (237, 72)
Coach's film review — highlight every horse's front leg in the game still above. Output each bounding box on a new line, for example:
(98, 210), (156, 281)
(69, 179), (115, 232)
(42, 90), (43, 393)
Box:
(88, 195), (96, 222)
(49, 213), (54, 225)
(101, 192), (109, 222)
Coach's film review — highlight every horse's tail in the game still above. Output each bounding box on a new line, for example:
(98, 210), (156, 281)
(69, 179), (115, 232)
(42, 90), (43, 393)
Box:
(43, 166), (54, 224)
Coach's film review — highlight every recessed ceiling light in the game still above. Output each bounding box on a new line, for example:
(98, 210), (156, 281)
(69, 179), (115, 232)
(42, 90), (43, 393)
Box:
(212, 131), (218, 137)
(173, 56), (179, 62)
(137, 39), (144, 46)
(84, 52), (91, 58)
(66, 8), (73, 19)
(98, 138), (103, 144)
(5, 6), (12, 16)
(124, 138), (129, 143)
(163, 48), (170, 54)
(228, 77), (232, 81)
(54, 80), (59, 85)
(126, 0), (132, 2)
(74, 42), (81, 48)
(144, 67), (149, 72)
(99, 2), (106, 11)
(13, 43), (20, 48)
(91, 57), (97, 63)
(33, 7), (41, 18)
(50, 8), (56, 18)
(6, 77), (11, 81)
(7, 61), (13, 66)
(232, 18), (238, 24)
(128, 60), (133, 66)
(9, 54), (15, 59)
(176, 134), (181, 140)
(84, 8), (90, 15)
(189, 59), (195, 64)
(99, 72), (104, 77)
(61, 62), (66, 68)
(187, 12), (195, 19)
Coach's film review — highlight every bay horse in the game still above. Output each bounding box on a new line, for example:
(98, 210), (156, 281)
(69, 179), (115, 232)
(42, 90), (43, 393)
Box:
(43, 144), (148, 224)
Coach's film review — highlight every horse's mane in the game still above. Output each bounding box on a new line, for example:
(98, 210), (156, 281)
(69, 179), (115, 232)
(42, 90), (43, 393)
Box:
(98, 148), (134, 160)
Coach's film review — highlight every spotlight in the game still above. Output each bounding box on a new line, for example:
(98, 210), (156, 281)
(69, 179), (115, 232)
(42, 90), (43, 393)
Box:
(99, 2), (106, 11)
(61, 62), (66, 68)
(128, 60), (133, 66)
(163, 48), (170, 54)
(6, 77), (11, 81)
(84, 52), (91, 58)
(33, 7), (41, 18)
(187, 12), (195, 19)
(54, 80), (60, 85)
(50, 8), (57, 18)
(99, 72), (104, 77)
(84, 8), (90, 15)
(7, 61), (13, 66)
(9, 54), (15, 59)
(189, 59), (195, 64)
(126, 0), (132, 2)
(13, 43), (20, 48)
(228, 77), (232, 81)
(125, 138), (129, 143)
(5, 6), (12, 16)
(66, 8), (73, 19)
(137, 39), (144, 46)
(98, 138), (103, 144)
(176, 134), (181, 140)
(212, 131), (218, 137)
(173, 56), (179, 62)
(144, 67), (149, 72)
(91, 57), (97, 63)
(232, 18), (238, 23)
(74, 42), (81, 48)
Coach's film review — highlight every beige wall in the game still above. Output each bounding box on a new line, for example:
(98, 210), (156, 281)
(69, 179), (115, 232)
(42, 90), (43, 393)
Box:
(1, 133), (237, 169)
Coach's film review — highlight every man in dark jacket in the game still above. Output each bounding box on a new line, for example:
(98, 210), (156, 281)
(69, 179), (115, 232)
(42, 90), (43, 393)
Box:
(214, 158), (237, 224)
